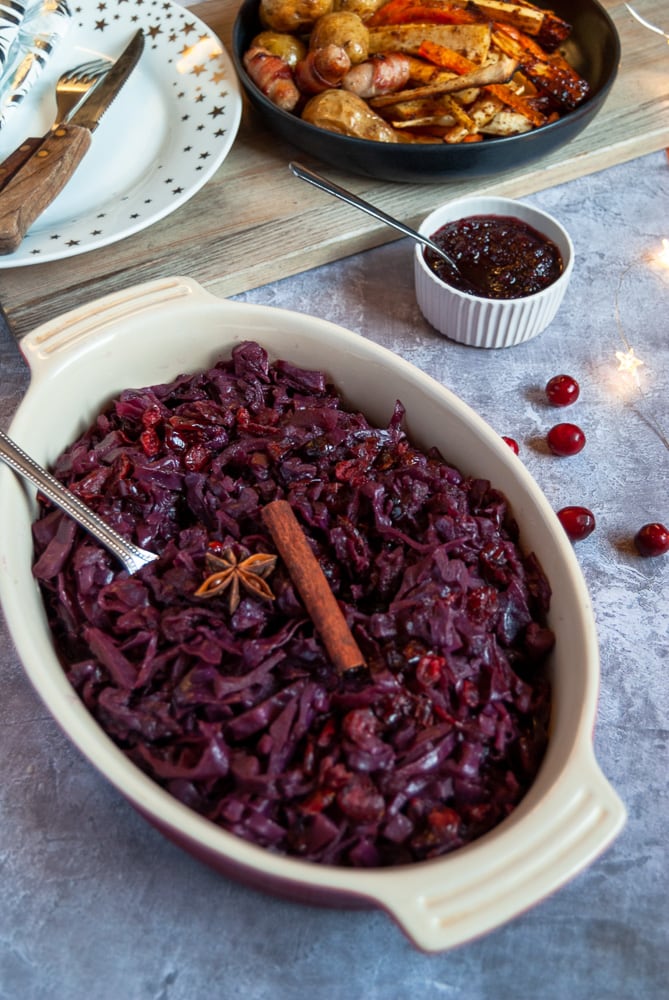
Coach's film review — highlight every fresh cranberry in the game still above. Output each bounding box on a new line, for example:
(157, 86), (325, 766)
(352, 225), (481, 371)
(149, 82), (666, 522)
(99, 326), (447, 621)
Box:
(502, 436), (519, 454)
(546, 374), (580, 406)
(557, 506), (596, 541)
(634, 522), (669, 557)
(547, 422), (586, 456)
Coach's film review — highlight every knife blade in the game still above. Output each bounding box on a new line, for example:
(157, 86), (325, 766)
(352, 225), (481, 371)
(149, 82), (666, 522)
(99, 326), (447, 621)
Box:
(0, 27), (144, 255)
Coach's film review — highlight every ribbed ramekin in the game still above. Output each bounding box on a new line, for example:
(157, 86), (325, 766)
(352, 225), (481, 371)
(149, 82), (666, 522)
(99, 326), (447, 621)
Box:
(415, 196), (574, 349)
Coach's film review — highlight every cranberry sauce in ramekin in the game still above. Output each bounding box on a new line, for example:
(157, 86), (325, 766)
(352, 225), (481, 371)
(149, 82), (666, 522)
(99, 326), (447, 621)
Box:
(425, 214), (564, 300)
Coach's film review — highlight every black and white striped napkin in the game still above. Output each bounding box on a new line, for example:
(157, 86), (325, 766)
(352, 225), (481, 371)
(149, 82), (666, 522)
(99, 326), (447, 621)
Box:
(0, 0), (71, 128)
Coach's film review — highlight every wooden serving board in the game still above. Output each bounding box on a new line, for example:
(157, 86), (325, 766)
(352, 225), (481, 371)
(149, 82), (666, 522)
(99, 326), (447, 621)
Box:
(1, 0), (667, 339)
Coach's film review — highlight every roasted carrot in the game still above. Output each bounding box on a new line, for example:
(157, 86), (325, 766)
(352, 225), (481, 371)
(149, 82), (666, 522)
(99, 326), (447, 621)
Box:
(417, 40), (472, 74)
(418, 40), (546, 126)
(368, 0), (482, 28)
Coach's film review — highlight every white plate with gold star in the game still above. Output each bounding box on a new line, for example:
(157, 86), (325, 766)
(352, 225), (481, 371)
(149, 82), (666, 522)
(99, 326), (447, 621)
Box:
(0, 0), (242, 267)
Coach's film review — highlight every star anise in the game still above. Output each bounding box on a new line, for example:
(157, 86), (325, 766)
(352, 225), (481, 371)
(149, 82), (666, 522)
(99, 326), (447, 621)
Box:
(194, 547), (277, 613)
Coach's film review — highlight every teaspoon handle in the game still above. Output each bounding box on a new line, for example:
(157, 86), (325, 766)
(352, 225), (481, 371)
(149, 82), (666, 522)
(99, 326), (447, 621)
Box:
(289, 160), (454, 265)
(0, 428), (157, 574)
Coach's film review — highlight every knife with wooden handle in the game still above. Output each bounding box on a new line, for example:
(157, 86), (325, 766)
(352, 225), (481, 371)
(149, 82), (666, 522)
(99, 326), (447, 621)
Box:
(0, 69), (109, 192)
(0, 136), (44, 189)
(0, 28), (144, 255)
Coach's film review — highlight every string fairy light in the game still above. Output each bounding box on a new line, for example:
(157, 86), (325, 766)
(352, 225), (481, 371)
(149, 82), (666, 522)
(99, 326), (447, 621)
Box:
(658, 238), (669, 267)
(624, 3), (669, 43)
(612, 243), (669, 452)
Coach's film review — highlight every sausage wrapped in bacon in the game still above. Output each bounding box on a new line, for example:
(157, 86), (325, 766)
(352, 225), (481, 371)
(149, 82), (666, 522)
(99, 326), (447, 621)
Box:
(342, 53), (411, 98)
(295, 44), (351, 94)
(243, 45), (301, 111)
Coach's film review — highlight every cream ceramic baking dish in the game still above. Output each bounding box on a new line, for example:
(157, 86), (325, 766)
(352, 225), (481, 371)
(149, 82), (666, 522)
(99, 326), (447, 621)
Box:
(0, 276), (625, 952)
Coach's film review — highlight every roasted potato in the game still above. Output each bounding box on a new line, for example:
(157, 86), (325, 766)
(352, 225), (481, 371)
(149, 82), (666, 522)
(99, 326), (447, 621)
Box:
(251, 30), (307, 66)
(260, 0), (333, 34)
(309, 12), (370, 65)
(302, 88), (398, 141)
(332, 0), (386, 22)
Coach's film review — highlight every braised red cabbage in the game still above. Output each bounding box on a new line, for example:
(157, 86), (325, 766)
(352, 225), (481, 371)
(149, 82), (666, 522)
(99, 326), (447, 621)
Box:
(32, 341), (553, 867)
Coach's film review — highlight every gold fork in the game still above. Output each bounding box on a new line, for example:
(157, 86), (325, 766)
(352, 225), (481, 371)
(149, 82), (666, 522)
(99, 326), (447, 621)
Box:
(52, 58), (112, 123)
(0, 56), (111, 190)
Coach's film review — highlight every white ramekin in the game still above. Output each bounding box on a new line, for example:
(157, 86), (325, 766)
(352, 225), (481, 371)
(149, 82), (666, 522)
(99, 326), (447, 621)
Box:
(0, 276), (623, 952)
(414, 195), (574, 349)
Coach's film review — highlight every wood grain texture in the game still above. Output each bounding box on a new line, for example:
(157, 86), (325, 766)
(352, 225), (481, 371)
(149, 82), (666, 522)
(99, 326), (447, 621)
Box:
(0, 0), (667, 338)
(0, 136), (43, 190)
(0, 125), (92, 255)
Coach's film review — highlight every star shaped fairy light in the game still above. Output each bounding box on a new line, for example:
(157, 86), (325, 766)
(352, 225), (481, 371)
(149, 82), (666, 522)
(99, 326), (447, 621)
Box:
(615, 347), (645, 377)
(611, 252), (669, 452)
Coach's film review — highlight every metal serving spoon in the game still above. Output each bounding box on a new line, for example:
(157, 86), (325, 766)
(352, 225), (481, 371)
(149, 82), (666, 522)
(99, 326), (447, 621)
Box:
(0, 428), (158, 574)
(289, 160), (472, 285)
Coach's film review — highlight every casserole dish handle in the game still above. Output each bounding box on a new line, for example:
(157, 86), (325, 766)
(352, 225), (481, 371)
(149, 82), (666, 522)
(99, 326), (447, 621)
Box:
(17, 275), (210, 375)
(372, 745), (625, 952)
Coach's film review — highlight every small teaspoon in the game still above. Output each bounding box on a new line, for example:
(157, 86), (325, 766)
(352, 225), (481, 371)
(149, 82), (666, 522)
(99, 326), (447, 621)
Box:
(289, 160), (475, 288)
(0, 428), (158, 574)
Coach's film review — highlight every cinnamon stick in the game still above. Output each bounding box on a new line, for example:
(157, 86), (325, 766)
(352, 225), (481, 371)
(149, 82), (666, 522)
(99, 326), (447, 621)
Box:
(261, 499), (366, 673)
